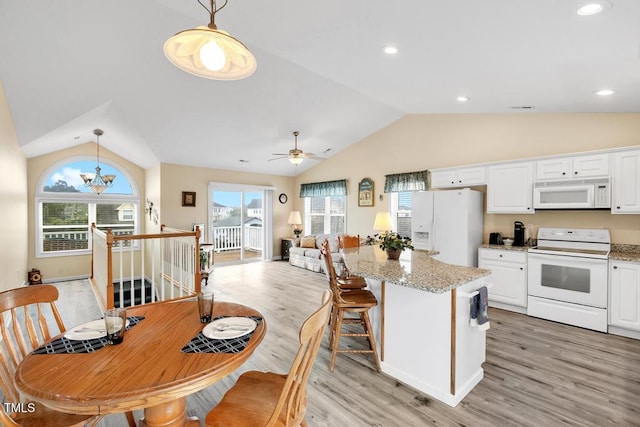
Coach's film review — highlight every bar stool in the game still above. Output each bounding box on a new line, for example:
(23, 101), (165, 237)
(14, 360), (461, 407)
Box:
(321, 240), (380, 372)
(321, 237), (366, 290)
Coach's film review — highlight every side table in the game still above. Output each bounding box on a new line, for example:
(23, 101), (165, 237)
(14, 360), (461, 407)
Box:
(281, 238), (295, 261)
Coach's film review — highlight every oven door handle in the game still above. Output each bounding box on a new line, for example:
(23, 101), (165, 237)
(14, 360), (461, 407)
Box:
(528, 252), (607, 264)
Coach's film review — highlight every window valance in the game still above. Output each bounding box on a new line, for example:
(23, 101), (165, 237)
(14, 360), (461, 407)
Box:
(384, 170), (428, 193)
(300, 179), (347, 198)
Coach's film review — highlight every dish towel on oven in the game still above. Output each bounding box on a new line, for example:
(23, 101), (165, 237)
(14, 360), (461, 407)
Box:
(470, 286), (490, 330)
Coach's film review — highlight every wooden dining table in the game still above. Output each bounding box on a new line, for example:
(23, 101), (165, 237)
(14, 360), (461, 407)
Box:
(14, 299), (266, 427)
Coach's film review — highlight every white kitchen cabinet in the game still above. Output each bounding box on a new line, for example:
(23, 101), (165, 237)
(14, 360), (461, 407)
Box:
(478, 248), (527, 313)
(612, 150), (640, 214)
(535, 153), (609, 180)
(487, 162), (535, 214)
(430, 167), (486, 189)
(609, 261), (640, 338)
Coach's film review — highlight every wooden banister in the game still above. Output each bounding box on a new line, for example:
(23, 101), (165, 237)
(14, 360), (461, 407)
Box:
(91, 225), (203, 309)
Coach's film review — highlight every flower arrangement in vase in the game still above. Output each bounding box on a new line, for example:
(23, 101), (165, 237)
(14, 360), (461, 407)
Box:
(293, 227), (303, 238)
(367, 231), (414, 259)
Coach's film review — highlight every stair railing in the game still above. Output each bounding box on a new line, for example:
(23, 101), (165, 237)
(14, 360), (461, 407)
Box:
(91, 224), (203, 309)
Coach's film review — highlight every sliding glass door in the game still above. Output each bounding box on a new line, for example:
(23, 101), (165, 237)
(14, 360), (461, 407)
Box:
(208, 183), (274, 264)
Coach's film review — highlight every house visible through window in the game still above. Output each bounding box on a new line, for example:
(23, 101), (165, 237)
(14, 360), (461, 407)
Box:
(36, 159), (139, 257)
(305, 196), (346, 235)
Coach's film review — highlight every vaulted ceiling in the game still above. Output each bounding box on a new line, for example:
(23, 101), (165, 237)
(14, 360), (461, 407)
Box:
(1, 0), (639, 176)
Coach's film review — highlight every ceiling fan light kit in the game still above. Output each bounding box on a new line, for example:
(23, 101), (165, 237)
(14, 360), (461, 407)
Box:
(270, 131), (325, 166)
(164, 0), (256, 80)
(289, 156), (304, 165)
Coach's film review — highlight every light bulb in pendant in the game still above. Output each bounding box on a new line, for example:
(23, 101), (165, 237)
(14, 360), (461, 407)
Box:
(200, 41), (226, 71)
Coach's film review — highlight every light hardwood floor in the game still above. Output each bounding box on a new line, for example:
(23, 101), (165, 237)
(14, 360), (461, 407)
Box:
(91, 260), (640, 426)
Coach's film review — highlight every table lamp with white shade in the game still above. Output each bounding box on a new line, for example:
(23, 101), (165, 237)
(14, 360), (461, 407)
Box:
(373, 212), (393, 232)
(288, 211), (303, 237)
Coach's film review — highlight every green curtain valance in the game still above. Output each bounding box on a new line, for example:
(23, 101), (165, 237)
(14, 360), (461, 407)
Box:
(384, 170), (428, 192)
(300, 179), (347, 198)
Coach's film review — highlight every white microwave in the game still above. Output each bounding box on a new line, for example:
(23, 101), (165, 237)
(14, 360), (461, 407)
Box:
(533, 178), (610, 210)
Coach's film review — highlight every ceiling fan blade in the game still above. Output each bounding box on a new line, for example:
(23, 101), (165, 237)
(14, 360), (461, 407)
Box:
(300, 152), (326, 160)
(270, 153), (289, 156)
(268, 156), (289, 161)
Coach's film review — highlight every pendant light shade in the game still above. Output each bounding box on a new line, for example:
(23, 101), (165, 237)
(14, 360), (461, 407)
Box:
(163, 0), (256, 80)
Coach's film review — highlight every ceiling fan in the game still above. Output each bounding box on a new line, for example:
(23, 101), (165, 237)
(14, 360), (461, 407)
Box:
(269, 131), (324, 165)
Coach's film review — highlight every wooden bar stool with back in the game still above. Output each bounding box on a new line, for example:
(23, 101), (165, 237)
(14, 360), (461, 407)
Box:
(321, 240), (380, 372)
(332, 234), (367, 290)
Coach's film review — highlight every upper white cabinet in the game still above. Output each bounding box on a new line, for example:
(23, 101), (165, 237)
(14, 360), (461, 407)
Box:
(535, 153), (610, 180)
(430, 166), (486, 189)
(612, 150), (640, 214)
(487, 162), (535, 214)
(609, 261), (640, 335)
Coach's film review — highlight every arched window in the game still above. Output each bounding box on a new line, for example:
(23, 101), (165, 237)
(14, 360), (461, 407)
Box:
(35, 158), (140, 257)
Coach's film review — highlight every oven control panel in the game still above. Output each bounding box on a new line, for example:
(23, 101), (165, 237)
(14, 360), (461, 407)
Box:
(537, 227), (610, 244)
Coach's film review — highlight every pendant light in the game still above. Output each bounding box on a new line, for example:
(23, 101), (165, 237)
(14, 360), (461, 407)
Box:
(79, 129), (116, 194)
(163, 0), (257, 80)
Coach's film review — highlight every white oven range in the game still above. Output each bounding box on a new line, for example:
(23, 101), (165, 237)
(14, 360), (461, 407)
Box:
(527, 227), (610, 332)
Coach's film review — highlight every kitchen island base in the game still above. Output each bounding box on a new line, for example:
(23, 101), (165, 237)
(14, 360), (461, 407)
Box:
(367, 277), (487, 407)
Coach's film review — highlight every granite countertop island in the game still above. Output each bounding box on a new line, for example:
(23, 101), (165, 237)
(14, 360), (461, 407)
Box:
(342, 246), (491, 293)
(341, 245), (492, 407)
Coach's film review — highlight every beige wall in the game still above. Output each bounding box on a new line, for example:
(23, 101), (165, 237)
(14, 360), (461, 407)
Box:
(0, 82), (28, 291)
(295, 113), (640, 244)
(158, 163), (295, 257)
(12, 112), (640, 283)
(145, 163), (161, 233)
(27, 143), (146, 280)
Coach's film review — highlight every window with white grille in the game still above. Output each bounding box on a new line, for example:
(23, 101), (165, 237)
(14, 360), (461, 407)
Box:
(391, 192), (413, 237)
(305, 196), (346, 235)
(36, 159), (139, 257)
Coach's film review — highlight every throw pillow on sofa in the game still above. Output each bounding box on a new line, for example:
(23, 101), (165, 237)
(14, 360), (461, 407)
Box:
(301, 237), (316, 248)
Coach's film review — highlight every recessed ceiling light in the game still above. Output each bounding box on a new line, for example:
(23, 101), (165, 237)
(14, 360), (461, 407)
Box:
(577, 1), (612, 16)
(383, 46), (398, 55)
(594, 89), (615, 96)
(457, 96), (470, 102)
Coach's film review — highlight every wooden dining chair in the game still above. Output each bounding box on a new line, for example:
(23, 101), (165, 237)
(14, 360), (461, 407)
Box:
(205, 290), (333, 427)
(320, 241), (380, 372)
(0, 285), (135, 427)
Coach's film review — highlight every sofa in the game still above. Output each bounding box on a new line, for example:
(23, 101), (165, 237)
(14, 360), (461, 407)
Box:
(288, 233), (345, 275)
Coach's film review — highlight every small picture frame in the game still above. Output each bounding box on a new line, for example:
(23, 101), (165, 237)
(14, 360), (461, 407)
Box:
(182, 191), (196, 207)
(358, 178), (374, 207)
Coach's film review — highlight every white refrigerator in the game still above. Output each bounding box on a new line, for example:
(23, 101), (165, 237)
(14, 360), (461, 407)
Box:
(411, 189), (484, 267)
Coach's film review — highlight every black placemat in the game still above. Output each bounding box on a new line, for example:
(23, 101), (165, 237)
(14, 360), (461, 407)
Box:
(181, 316), (263, 354)
(32, 316), (145, 355)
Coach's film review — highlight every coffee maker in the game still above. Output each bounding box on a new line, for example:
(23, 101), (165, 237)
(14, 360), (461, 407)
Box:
(513, 221), (526, 246)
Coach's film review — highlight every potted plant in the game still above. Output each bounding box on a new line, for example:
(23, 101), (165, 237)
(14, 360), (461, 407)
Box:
(199, 249), (209, 271)
(368, 231), (414, 259)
